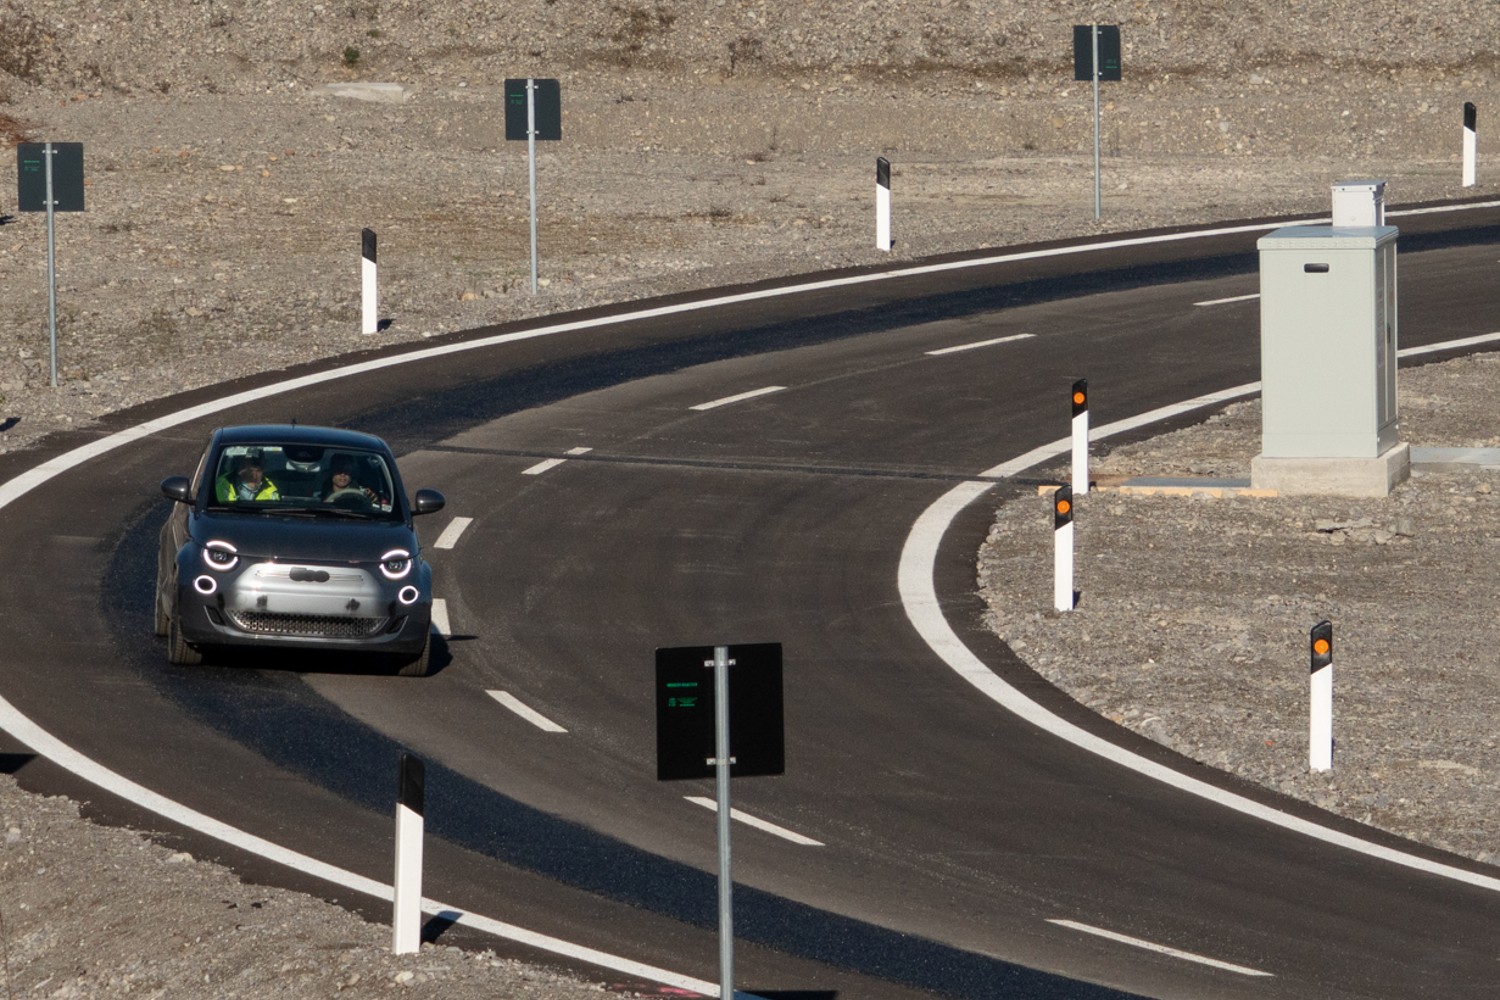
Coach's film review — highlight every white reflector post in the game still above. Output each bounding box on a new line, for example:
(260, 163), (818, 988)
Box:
(392, 752), (425, 954)
(361, 227), (378, 335)
(875, 156), (892, 252)
(1070, 379), (1090, 496)
(1309, 621), (1334, 772)
(1053, 486), (1076, 612)
(1463, 102), (1478, 188)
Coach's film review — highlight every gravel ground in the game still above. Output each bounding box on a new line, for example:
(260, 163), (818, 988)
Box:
(2, 1), (1500, 997)
(980, 354), (1500, 865)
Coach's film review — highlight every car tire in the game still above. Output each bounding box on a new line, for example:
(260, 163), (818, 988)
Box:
(397, 634), (430, 677)
(153, 584), (170, 637)
(168, 610), (204, 666)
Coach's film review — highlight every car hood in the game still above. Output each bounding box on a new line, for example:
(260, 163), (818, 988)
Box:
(191, 511), (418, 563)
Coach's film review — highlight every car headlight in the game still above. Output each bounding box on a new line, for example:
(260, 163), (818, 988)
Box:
(202, 540), (239, 572)
(380, 549), (413, 580)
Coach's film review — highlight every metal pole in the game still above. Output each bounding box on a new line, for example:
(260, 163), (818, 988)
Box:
(527, 78), (539, 295)
(713, 645), (734, 1000)
(1092, 26), (1102, 220)
(45, 143), (58, 388)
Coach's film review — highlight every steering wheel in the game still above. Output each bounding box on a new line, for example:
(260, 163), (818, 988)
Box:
(327, 487), (371, 508)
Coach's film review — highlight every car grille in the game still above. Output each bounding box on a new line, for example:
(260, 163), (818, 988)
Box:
(225, 610), (390, 639)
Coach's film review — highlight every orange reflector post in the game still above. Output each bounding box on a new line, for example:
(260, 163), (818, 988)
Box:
(1310, 620), (1333, 671)
(1053, 485), (1074, 530)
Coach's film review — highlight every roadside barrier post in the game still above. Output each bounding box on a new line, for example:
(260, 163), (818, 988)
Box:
(1463, 102), (1478, 188)
(1071, 379), (1090, 496)
(876, 157), (892, 252)
(361, 228), (378, 335)
(1309, 622), (1333, 772)
(1053, 486), (1076, 612)
(392, 752), (425, 954)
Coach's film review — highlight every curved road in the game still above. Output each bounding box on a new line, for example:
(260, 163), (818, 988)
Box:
(4, 204), (1500, 999)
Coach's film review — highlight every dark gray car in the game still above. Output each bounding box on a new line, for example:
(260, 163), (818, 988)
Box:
(155, 424), (446, 675)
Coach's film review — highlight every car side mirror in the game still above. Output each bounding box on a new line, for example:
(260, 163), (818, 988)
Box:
(160, 476), (192, 504)
(412, 488), (446, 516)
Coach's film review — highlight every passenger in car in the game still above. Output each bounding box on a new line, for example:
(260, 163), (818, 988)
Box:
(215, 454), (281, 502)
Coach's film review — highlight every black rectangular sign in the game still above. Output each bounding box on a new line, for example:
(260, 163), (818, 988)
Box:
(504, 78), (561, 141)
(1073, 25), (1122, 82)
(16, 142), (85, 212)
(655, 643), (784, 781)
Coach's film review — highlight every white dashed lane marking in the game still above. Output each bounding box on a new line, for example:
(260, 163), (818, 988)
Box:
(1194, 292), (1260, 307)
(487, 691), (568, 733)
(429, 598), (451, 637)
(522, 446), (593, 476)
(1047, 920), (1273, 978)
(433, 516), (473, 550)
(689, 386), (787, 411)
(683, 796), (825, 846)
(924, 333), (1035, 356)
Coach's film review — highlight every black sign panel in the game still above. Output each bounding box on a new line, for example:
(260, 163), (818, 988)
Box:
(655, 643), (784, 781)
(504, 78), (562, 141)
(17, 143), (85, 212)
(1072, 25), (1122, 82)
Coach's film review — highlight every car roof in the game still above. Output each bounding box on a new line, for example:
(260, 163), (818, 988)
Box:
(211, 424), (391, 452)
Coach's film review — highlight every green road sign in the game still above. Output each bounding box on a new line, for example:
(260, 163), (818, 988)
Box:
(655, 643), (784, 781)
(17, 143), (85, 212)
(1073, 25), (1122, 82)
(504, 78), (561, 141)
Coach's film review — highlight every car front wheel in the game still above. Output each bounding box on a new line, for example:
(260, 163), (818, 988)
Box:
(168, 609), (205, 666)
(397, 633), (430, 677)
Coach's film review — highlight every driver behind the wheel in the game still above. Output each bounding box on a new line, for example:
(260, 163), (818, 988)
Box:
(322, 455), (378, 504)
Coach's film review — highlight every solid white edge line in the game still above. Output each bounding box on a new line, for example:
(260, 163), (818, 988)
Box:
(432, 516), (473, 550)
(689, 385), (787, 411)
(487, 690), (568, 733)
(0, 691), (717, 995)
(0, 207), (1492, 993)
(924, 333), (1036, 356)
(683, 796), (825, 846)
(1047, 920), (1273, 978)
(429, 598), (451, 638)
(1193, 292), (1260, 307)
(900, 333), (1500, 897)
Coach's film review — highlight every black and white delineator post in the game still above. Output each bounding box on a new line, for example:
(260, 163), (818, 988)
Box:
(1053, 485), (1076, 612)
(875, 156), (892, 252)
(1071, 379), (1090, 496)
(392, 752), (425, 955)
(1463, 102), (1478, 188)
(361, 228), (378, 335)
(1309, 621), (1334, 772)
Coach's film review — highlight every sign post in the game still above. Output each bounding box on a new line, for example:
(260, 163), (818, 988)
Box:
(16, 142), (85, 387)
(1073, 26), (1121, 220)
(656, 642), (784, 1000)
(505, 78), (561, 295)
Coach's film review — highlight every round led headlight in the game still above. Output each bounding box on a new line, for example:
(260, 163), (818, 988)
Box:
(380, 549), (413, 580)
(202, 540), (239, 572)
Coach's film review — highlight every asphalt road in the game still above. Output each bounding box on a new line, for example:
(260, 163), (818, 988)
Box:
(4, 206), (1500, 999)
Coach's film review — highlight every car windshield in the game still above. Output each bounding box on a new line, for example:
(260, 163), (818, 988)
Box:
(206, 443), (400, 518)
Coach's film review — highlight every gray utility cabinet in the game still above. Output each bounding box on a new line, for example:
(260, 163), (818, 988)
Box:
(1256, 225), (1399, 458)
